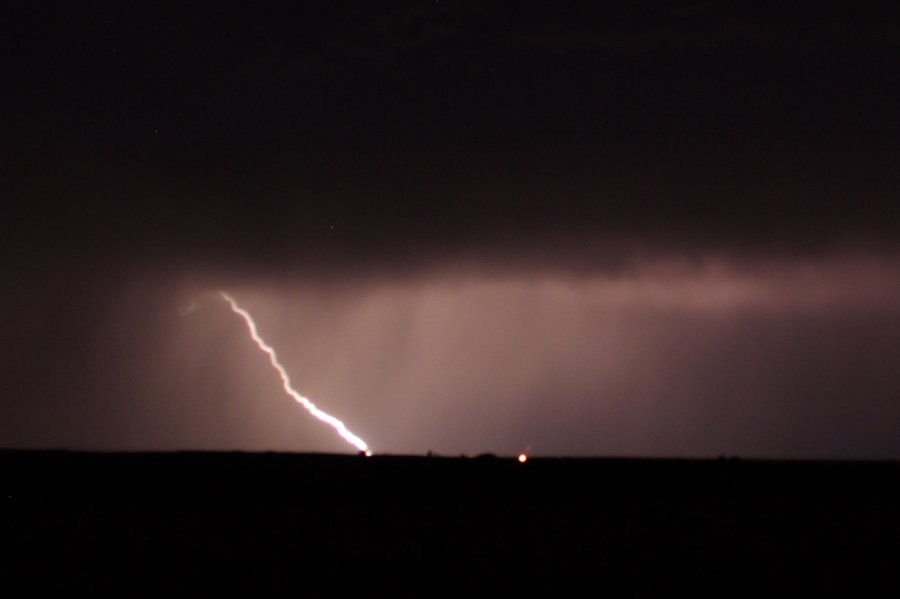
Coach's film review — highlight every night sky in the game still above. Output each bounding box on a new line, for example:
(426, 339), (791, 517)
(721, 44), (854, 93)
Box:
(3, 1), (899, 457)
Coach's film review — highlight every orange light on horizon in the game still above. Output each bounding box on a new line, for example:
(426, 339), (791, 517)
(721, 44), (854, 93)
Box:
(518, 454), (528, 463)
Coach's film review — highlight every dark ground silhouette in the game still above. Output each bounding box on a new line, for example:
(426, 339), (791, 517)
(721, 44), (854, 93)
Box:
(1, 451), (898, 595)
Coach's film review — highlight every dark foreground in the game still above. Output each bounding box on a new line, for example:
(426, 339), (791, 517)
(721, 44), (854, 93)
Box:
(2, 451), (898, 595)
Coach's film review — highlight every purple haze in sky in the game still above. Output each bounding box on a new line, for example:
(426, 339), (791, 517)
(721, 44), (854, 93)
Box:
(4, 253), (897, 458)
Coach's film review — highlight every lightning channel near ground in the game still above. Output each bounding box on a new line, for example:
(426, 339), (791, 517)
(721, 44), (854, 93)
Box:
(219, 291), (370, 454)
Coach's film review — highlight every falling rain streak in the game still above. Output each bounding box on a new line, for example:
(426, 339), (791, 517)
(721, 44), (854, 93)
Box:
(219, 291), (370, 454)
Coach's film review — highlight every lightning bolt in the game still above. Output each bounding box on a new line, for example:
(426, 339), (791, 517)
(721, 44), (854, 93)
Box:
(219, 291), (370, 455)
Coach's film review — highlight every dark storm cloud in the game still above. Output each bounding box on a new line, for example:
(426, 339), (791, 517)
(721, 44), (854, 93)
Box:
(5, 0), (900, 275)
(515, 3), (900, 55)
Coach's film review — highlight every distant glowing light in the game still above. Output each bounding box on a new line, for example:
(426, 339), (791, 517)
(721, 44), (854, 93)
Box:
(518, 454), (528, 463)
(219, 291), (369, 454)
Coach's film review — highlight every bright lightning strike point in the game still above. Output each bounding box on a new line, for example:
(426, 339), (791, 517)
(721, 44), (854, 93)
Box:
(219, 291), (370, 454)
